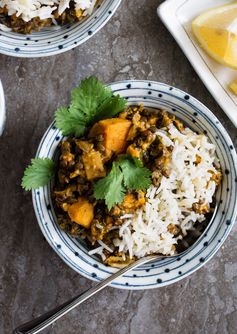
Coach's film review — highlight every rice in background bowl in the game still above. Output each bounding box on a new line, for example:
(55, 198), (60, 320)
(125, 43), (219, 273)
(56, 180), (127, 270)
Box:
(32, 80), (237, 289)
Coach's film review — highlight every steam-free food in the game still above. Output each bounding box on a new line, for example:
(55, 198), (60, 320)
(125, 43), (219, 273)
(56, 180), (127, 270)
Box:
(0, 0), (97, 33)
(22, 77), (221, 268)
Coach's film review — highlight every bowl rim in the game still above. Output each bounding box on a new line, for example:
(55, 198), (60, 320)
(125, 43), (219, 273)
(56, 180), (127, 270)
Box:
(32, 80), (237, 289)
(0, 0), (122, 58)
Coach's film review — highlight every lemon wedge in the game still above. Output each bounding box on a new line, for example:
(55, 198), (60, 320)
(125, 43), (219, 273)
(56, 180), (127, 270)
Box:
(192, 2), (237, 69)
(229, 79), (237, 95)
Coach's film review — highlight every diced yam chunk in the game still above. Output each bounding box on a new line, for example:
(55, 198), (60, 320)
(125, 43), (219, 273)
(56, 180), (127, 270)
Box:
(111, 192), (146, 216)
(68, 198), (94, 228)
(82, 151), (106, 181)
(121, 192), (145, 211)
(127, 144), (141, 158)
(89, 118), (131, 158)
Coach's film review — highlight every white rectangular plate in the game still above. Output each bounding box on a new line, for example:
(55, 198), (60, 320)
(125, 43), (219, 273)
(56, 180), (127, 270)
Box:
(158, 0), (237, 127)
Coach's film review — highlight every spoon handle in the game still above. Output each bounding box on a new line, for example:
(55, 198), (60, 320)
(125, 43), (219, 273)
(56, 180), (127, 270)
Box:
(13, 255), (158, 334)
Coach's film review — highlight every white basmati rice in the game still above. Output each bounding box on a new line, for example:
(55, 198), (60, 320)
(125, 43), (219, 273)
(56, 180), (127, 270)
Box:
(0, 0), (96, 27)
(88, 246), (106, 261)
(97, 123), (220, 260)
(98, 240), (113, 253)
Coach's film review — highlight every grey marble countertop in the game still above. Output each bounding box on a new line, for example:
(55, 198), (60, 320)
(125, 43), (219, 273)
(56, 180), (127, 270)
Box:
(0, 1), (237, 333)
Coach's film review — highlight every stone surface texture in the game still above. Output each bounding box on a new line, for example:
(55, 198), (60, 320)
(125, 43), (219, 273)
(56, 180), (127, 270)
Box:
(0, 1), (237, 333)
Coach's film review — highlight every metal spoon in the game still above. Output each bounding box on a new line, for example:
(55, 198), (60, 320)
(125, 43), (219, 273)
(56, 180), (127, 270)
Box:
(13, 254), (161, 334)
(13, 197), (217, 334)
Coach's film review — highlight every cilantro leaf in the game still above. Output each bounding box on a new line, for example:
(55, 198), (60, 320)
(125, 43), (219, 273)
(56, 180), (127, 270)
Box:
(70, 76), (113, 118)
(54, 76), (127, 136)
(119, 157), (152, 191)
(94, 163), (126, 210)
(21, 158), (55, 191)
(55, 106), (87, 137)
(132, 157), (143, 168)
(94, 95), (127, 122)
(93, 157), (152, 210)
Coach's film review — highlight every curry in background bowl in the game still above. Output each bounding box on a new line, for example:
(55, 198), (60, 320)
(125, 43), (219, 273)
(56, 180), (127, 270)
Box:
(0, 0), (121, 57)
(0, 0), (98, 33)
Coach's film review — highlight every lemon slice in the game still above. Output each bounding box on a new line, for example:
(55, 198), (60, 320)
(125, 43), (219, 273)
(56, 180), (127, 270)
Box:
(192, 2), (237, 69)
(229, 79), (237, 95)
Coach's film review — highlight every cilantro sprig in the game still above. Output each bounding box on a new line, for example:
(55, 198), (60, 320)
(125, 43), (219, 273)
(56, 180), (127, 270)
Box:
(55, 76), (127, 136)
(22, 77), (152, 202)
(21, 158), (55, 191)
(93, 162), (126, 210)
(22, 76), (127, 191)
(94, 156), (152, 210)
(119, 157), (152, 191)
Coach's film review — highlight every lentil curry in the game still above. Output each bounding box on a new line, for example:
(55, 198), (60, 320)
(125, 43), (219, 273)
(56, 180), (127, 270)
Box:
(0, 0), (98, 34)
(53, 105), (221, 267)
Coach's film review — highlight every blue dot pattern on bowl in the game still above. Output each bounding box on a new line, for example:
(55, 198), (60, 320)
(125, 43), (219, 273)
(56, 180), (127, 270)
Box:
(32, 80), (237, 290)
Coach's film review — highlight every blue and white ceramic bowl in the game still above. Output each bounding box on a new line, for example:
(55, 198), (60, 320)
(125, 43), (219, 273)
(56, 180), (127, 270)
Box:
(0, 0), (121, 57)
(33, 80), (237, 289)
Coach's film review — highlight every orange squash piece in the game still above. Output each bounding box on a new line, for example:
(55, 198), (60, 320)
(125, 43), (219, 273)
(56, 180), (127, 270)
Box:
(126, 144), (141, 158)
(68, 198), (94, 228)
(82, 150), (106, 181)
(89, 118), (131, 158)
(121, 192), (146, 211)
